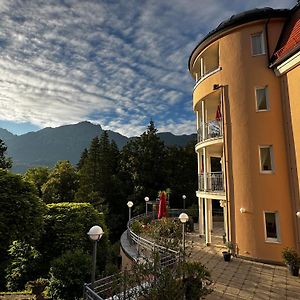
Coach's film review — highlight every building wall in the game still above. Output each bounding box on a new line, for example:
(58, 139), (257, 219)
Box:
(191, 19), (296, 262)
(286, 66), (300, 200)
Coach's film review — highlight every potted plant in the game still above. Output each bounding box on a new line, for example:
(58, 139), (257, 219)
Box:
(222, 241), (234, 262)
(282, 247), (300, 276)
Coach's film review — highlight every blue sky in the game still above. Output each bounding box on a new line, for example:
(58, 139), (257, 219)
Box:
(0, 0), (294, 136)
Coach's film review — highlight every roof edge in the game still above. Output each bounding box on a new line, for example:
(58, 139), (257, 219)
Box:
(188, 7), (290, 71)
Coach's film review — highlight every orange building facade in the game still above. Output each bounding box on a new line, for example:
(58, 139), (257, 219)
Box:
(189, 4), (300, 263)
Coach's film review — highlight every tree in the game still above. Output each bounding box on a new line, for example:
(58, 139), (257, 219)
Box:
(120, 121), (167, 211)
(164, 140), (197, 208)
(42, 161), (78, 203)
(39, 202), (109, 274)
(23, 167), (50, 198)
(76, 132), (121, 210)
(0, 139), (12, 169)
(48, 249), (91, 300)
(5, 241), (41, 291)
(0, 170), (45, 289)
(77, 148), (88, 170)
(0, 170), (46, 257)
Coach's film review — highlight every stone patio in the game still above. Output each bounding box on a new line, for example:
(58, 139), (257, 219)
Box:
(187, 224), (300, 299)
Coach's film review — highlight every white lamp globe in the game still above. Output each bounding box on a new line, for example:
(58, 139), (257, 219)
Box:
(179, 213), (189, 223)
(144, 196), (149, 202)
(87, 225), (103, 241)
(127, 201), (133, 208)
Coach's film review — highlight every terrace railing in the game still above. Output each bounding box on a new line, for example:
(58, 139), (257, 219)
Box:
(199, 172), (224, 192)
(197, 119), (223, 143)
(84, 210), (182, 299)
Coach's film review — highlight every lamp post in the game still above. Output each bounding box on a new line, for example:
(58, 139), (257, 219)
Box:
(87, 225), (104, 290)
(179, 213), (189, 261)
(182, 195), (186, 209)
(144, 196), (149, 215)
(127, 201), (133, 221)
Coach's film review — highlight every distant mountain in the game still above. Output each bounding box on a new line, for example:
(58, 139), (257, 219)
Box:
(0, 121), (196, 173)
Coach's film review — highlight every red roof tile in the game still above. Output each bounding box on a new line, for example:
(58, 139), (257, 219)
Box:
(274, 8), (300, 61)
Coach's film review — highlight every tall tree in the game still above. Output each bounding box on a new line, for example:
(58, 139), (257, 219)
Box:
(23, 167), (50, 198)
(77, 148), (88, 170)
(164, 140), (197, 208)
(0, 139), (12, 169)
(0, 170), (45, 289)
(42, 161), (78, 203)
(120, 121), (167, 211)
(75, 136), (104, 208)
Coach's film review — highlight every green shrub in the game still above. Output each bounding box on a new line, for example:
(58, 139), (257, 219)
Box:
(48, 249), (91, 300)
(131, 220), (143, 235)
(39, 202), (109, 274)
(5, 241), (41, 291)
(282, 247), (300, 267)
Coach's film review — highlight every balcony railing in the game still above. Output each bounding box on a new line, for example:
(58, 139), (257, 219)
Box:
(197, 119), (223, 143)
(199, 172), (224, 192)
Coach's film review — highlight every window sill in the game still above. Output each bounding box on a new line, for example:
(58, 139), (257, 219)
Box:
(265, 239), (281, 244)
(256, 109), (270, 112)
(260, 170), (274, 174)
(252, 52), (266, 57)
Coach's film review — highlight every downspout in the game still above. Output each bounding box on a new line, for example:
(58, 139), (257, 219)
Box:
(220, 86), (231, 243)
(265, 18), (271, 66)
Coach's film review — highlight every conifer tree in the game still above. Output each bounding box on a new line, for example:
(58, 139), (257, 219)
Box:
(0, 139), (12, 169)
(120, 120), (167, 210)
(77, 148), (88, 170)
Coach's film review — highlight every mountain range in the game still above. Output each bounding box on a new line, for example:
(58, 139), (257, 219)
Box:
(0, 121), (196, 173)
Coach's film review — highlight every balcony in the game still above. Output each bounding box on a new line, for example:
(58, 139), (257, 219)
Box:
(197, 119), (223, 143)
(192, 42), (220, 85)
(199, 172), (224, 193)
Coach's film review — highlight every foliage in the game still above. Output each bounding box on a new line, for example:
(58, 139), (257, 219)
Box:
(25, 278), (49, 300)
(163, 141), (197, 208)
(282, 247), (300, 267)
(0, 170), (46, 258)
(180, 261), (213, 299)
(0, 139), (12, 169)
(113, 255), (212, 300)
(76, 131), (127, 241)
(120, 121), (167, 212)
(48, 249), (91, 300)
(225, 241), (234, 253)
(39, 202), (108, 274)
(75, 132), (118, 209)
(42, 160), (78, 203)
(131, 220), (143, 235)
(136, 217), (182, 251)
(23, 167), (50, 198)
(5, 241), (41, 291)
(76, 147), (88, 170)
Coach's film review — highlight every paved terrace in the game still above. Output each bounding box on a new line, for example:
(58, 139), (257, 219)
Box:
(187, 224), (300, 300)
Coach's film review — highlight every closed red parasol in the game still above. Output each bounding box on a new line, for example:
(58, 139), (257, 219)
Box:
(158, 191), (167, 219)
(216, 104), (222, 121)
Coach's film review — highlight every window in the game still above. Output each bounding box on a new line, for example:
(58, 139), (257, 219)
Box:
(264, 212), (280, 242)
(259, 146), (274, 172)
(251, 32), (265, 56)
(255, 87), (269, 111)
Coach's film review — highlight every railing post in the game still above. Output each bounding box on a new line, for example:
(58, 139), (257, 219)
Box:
(123, 269), (127, 299)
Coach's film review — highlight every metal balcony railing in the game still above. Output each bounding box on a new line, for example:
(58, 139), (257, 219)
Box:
(199, 172), (224, 192)
(84, 211), (182, 300)
(197, 119), (223, 143)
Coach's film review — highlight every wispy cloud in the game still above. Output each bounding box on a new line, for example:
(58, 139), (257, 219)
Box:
(0, 0), (294, 136)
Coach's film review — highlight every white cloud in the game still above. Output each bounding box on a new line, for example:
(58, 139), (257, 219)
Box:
(0, 0), (294, 136)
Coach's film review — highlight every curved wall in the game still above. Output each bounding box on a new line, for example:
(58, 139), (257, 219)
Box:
(192, 19), (296, 262)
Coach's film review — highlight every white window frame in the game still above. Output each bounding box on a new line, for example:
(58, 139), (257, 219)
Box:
(251, 32), (266, 56)
(255, 86), (270, 112)
(259, 145), (274, 174)
(263, 211), (280, 243)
